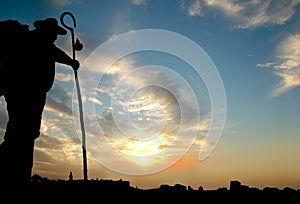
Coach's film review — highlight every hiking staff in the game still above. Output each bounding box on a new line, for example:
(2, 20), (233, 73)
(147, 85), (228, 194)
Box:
(60, 11), (88, 181)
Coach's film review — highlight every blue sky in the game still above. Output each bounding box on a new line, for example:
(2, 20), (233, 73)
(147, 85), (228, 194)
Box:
(0, 0), (300, 190)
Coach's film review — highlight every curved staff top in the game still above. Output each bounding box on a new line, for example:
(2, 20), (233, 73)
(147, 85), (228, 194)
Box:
(60, 12), (83, 63)
(60, 11), (87, 181)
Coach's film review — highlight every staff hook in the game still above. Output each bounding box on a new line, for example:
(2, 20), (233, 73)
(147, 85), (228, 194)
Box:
(60, 12), (83, 61)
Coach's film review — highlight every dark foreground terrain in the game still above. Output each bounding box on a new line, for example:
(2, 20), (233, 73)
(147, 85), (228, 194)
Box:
(1, 176), (299, 203)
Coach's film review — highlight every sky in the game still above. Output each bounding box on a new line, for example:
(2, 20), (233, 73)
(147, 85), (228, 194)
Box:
(0, 0), (300, 190)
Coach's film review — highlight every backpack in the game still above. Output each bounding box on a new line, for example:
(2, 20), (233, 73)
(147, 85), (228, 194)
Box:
(0, 19), (29, 97)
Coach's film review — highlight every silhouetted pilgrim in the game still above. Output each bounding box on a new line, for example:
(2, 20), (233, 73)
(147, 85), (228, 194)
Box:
(0, 17), (80, 200)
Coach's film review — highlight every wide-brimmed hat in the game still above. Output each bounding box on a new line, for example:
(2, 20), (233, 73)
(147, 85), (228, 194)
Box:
(33, 17), (67, 35)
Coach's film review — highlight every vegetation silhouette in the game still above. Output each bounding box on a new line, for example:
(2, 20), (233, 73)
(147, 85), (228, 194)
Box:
(0, 17), (80, 203)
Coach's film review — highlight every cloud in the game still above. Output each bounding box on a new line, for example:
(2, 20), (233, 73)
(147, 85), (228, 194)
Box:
(257, 34), (300, 97)
(233, 0), (300, 29)
(35, 134), (64, 150)
(45, 84), (73, 118)
(51, 0), (84, 7)
(204, 0), (244, 17)
(131, 0), (147, 7)
(44, 97), (73, 118)
(52, 0), (72, 7)
(0, 98), (8, 129)
(111, 5), (136, 36)
(33, 134), (84, 178)
(182, 0), (300, 29)
(55, 72), (74, 82)
(88, 97), (103, 106)
(181, 0), (203, 17)
(34, 134), (76, 169)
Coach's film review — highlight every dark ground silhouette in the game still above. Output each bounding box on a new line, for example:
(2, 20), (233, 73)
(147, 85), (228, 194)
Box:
(1, 175), (296, 203)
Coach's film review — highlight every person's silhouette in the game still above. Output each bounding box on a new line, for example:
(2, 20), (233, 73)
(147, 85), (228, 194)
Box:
(0, 17), (80, 199)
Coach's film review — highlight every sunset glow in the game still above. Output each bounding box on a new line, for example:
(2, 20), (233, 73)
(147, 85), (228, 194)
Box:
(0, 0), (299, 191)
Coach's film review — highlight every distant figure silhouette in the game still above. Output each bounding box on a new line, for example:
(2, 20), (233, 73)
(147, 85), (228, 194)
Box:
(0, 17), (80, 199)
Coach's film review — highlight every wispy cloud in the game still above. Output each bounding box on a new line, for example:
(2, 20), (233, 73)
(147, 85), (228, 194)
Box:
(131, 0), (147, 7)
(0, 98), (8, 129)
(33, 134), (84, 178)
(111, 6), (136, 36)
(55, 72), (74, 82)
(182, 0), (300, 29)
(233, 0), (300, 29)
(52, 0), (72, 7)
(191, 0), (202, 16)
(257, 34), (300, 97)
(45, 84), (73, 117)
(181, 0), (203, 17)
(204, 0), (244, 17)
(51, 0), (84, 7)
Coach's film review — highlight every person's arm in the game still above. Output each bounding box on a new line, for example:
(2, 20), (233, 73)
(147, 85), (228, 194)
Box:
(52, 45), (80, 70)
